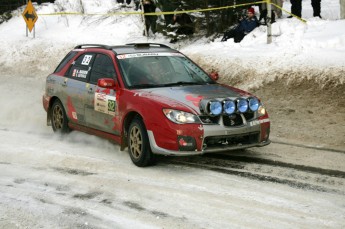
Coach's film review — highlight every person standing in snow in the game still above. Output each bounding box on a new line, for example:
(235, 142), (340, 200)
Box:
(288, 0), (302, 18)
(134, 0), (140, 10)
(142, 0), (157, 36)
(221, 7), (259, 43)
(311, 0), (322, 18)
(259, 0), (283, 24)
(288, 0), (321, 18)
(117, 0), (132, 6)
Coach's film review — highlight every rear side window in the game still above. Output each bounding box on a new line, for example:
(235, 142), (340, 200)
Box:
(89, 54), (116, 84)
(54, 51), (78, 73)
(67, 53), (95, 82)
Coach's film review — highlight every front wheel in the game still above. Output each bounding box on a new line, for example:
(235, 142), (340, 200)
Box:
(128, 117), (155, 167)
(51, 100), (70, 133)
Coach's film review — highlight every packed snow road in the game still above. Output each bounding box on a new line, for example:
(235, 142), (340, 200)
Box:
(0, 76), (344, 228)
(0, 129), (345, 228)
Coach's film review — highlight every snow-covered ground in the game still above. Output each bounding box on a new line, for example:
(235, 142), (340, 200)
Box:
(0, 0), (344, 82)
(0, 0), (345, 228)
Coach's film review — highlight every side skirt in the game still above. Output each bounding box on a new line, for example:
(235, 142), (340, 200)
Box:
(68, 123), (122, 146)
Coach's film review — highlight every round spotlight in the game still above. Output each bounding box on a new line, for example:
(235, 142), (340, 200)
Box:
(209, 101), (222, 116)
(223, 100), (236, 115)
(248, 97), (259, 112)
(237, 98), (248, 113)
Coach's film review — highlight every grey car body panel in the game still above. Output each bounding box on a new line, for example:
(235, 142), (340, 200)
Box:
(130, 84), (248, 114)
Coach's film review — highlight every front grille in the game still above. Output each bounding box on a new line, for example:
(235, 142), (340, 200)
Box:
(199, 115), (220, 124)
(223, 114), (243, 127)
(243, 112), (255, 121)
(203, 132), (260, 149)
(199, 112), (256, 126)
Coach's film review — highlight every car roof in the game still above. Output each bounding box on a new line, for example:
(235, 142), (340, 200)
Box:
(74, 43), (180, 55)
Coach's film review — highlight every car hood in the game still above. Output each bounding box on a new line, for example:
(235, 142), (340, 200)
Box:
(138, 84), (253, 114)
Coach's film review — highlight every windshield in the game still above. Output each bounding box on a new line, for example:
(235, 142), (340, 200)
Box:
(117, 53), (214, 89)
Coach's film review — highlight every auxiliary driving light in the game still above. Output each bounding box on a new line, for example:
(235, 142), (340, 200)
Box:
(223, 100), (236, 115)
(209, 101), (222, 116)
(237, 98), (248, 113)
(248, 97), (259, 112)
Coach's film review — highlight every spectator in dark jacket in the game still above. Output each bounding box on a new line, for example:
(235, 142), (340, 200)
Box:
(169, 11), (194, 43)
(221, 7), (259, 43)
(172, 12), (194, 35)
(143, 0), (157, 36)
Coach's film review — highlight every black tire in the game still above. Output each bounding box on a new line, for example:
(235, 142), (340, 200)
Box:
(51, 100), (70, 133)
(128, 117), (155, 167)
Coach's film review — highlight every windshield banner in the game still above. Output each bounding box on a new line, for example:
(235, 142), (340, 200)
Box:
(117, 53), (184, 59)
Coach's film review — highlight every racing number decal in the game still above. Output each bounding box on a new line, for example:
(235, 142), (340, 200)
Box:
(94, 92), (116, 116)
(108, 100), (116, 113)
(81, 55), (93, 65)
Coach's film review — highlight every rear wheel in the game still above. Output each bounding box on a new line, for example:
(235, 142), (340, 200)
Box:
(128, 117), (155, 167)
(51, 100), (70, 133)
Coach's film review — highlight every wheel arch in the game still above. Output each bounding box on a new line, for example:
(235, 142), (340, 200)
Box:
(120, 111), (144, 151)
(47, 96), (60, 126)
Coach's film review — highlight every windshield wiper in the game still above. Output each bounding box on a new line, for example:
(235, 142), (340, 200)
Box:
(129, 81), (212, 89)
(129, 84), (163, 89)
(162, 81), (205, 87)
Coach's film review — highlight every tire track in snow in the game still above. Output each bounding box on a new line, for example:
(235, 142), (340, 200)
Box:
(159, 152), (345, 195)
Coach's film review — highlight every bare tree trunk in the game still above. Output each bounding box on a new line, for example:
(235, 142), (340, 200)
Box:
(204, 0), (211, 36)
(341, 0), (345, 19)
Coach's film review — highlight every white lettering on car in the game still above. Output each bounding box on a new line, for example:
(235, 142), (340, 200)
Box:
(118, 53), (184, 59)
(76, 69), (88, 78)
(249, 118), (270, 126)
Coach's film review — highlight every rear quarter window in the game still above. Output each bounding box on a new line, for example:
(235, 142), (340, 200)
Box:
(66, 53), (96, 82)
(54, 51), (78, 73)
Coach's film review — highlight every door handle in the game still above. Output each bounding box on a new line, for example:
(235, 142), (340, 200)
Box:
(62, 81), (67, 87)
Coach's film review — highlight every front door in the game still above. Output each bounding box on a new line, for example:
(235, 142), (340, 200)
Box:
(84, 53), (120, 135)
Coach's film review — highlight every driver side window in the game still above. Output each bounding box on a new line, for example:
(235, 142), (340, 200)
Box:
(89, 54), (116, 84)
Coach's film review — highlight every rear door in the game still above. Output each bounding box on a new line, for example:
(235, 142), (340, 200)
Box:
(61, 52), (96, 125)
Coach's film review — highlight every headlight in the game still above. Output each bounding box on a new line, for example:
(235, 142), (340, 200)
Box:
(209, 101), (222, 116)
(258, 105), (266, 117)
(163, 109), (201, 124)
(248, 97), (259, 112)
(223, 100), (236, 115)
(237, 98), (248, 113)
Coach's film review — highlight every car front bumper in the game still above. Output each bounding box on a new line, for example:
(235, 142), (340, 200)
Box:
(148, 117), (270, 156)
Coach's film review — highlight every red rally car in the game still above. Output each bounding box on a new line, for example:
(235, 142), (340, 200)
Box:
(42, 43), (270, 167)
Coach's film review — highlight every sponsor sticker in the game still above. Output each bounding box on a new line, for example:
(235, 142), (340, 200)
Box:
(72, 69), (77, 77)
(249, 118), (270, 126)
(94, 92), (116, 116)
(72, 111), (78, 120)
(73, 69), (88, 79)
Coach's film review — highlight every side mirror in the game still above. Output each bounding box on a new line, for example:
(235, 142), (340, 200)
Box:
(209, 71), (219, 81)
(97, 78), (117, 89)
